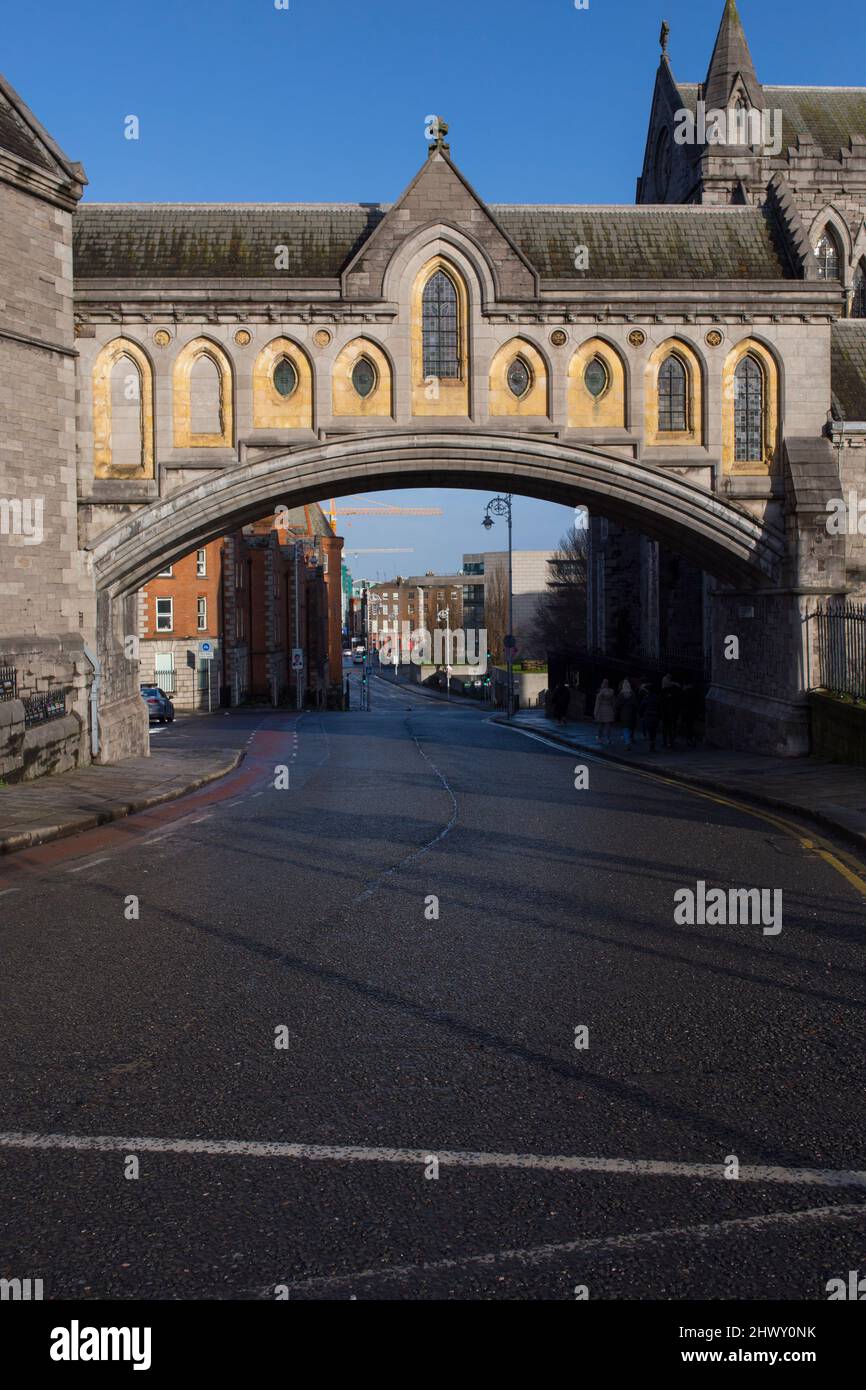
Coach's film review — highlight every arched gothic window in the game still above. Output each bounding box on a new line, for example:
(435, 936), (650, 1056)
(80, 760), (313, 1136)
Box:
(853, 261), (866, 318)
(658, 355), (687, 431)
(422, 269), (460, 379)
(506, 356), (532, 399)
(352, 356), (377, 398)
(273, 357), (298, 397)
(815, 230), (840, 281)
(734, 354), (764, 462)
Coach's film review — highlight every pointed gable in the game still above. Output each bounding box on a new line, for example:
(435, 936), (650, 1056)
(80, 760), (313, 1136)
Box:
(702, 0), (763, 111)
(0, 71), (86, 208)
(341, 149), (538, 302)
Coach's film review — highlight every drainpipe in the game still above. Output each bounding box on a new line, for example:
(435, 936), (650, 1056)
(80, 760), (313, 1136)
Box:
(82, 643), (101, 759)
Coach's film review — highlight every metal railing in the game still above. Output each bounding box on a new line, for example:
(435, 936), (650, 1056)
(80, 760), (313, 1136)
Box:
(23, 689), (66, 729)
(0, 665), (17, 701)
(812, 603), (866, 701)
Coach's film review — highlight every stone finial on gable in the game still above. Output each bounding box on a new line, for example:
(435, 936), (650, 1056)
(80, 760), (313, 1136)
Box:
(425, 115), (450, 158)
(660, 21), (670, 62)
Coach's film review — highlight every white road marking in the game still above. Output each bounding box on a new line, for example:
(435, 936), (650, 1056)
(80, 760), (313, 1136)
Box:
(1, 1130), (864, 1188)
(279, 1202), (866, 1295)
(67, 857), (111, 874)
(144, 835), (171, 846)
(353, 734), (459, 904)
(190, 816), (213, 825)
(0, 887), (20, 898)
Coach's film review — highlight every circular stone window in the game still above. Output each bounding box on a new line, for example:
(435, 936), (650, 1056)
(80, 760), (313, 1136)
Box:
(273, 358), (298, 397)
(351, 357), (377, 399)
(584, 357), (609, 398)
(507, 357), (532, 399)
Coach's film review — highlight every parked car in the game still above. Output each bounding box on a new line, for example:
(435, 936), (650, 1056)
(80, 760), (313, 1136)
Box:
(352, 650), (366, 665)
(342, 648), (353, 660)
(140, 684), (175, 723)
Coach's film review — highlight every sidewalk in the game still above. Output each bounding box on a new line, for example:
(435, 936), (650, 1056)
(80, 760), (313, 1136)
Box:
(498, 709), (866, 853)
(0, 745), (243, 854)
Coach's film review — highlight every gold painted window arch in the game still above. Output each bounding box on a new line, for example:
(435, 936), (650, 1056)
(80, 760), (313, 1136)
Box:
(644, 339), (703, 446)
(489, 338), (548, 417)
(332, 338), (393, 417)
(411, 256), (469, 417)
(568, 338), (626, 428)
(722, 339), (779, 476)
(252, 338), (313, 430)
(93, 337), (155, 478)
(173, 338), (233, 448)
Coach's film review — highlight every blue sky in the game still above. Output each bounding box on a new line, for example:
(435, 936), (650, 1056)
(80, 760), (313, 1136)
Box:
(5, 0), (863, 576)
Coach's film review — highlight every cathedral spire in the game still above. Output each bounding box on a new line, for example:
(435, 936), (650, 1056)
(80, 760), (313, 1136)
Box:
(703, 0), (762, 111)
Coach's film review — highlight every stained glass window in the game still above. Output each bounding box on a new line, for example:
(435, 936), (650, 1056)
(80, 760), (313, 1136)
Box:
(734, 354), (763, 462)
(273, 358), (297, 397)
(352, 357), (377, 398)
(658, 356), (687, 431)
(422, 270), (460, 379)
(507, 357), (531, 398)
(584, 357), (608, 398)
(815, 232), (840, 281)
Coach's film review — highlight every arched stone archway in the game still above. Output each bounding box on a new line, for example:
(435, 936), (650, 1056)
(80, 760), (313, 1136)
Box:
(87, 429), (784, 597)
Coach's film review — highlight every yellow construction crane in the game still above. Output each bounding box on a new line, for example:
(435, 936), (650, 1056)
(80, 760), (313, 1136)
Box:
(328, 499), (443, 528)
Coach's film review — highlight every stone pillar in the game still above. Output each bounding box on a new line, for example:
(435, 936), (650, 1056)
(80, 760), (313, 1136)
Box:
(640, 536), (660, 661)
(704, 437), (848, 756)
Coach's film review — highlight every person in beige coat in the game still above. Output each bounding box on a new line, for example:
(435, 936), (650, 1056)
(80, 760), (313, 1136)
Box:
(594, 678), (616, 746)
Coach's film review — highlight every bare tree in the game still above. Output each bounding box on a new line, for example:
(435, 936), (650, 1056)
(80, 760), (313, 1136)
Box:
(484, 563), (508, 663)
(532, 525), (589, 655)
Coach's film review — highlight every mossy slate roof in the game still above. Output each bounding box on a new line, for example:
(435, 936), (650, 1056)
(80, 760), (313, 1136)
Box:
(0, 97), (51, 169)
(831, 323), (866, 421)
(73, 204), (388, 280)
(73, 203), (788, 281)
(677, 84), (866, 156)
(493, 205), (787, 279)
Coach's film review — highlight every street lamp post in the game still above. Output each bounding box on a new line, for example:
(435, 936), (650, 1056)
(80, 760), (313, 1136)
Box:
(482, 493), (514, 720)
(437, 608), (451, 700)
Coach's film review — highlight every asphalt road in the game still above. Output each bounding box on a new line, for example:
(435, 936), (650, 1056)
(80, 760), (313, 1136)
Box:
(1, 666), (864, 1301)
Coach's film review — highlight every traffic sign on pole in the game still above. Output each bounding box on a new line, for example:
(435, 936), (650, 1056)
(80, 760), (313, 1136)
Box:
(292, 648), (304, 672)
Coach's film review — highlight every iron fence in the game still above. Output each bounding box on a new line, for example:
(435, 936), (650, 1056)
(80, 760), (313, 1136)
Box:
(0, 665), (17, 701)
(813, 603), (866, 701)
(23, 689), (66, 729)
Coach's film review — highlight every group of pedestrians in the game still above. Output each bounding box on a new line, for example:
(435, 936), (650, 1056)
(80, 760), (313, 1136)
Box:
(593, 674), (700, 752)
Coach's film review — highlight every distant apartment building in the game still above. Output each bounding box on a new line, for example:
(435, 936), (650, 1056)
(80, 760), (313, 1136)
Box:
(367, 574), (469, 650)
(462, 550), (554, 650)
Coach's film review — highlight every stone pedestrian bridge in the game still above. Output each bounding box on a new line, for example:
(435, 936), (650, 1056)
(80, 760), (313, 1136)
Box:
(88, 431), (785, 595)
(2, 64), (862, 769)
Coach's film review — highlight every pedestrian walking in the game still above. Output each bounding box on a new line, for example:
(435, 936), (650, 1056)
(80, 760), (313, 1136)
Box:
(616, 677), (639, 749)
(594, 678), (616, 746)
(639, 684), (661, 751)
(660, 673), (682, 749)
(551, 683), (570, 726)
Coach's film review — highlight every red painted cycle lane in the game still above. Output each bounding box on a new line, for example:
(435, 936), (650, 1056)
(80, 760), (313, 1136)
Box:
(0, 721), (301, 891)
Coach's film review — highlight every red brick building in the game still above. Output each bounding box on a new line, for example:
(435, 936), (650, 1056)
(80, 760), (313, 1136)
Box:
(138, 539), (223, 709)
(139, 504), (344, 710)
